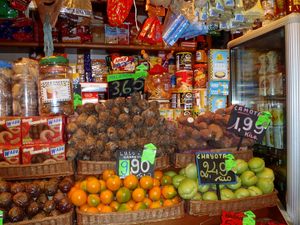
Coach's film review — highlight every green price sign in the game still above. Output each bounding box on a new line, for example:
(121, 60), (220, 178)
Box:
(119, 160), (130, 178)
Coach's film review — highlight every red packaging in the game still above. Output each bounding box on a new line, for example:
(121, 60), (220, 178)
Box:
(111, 55), (136, 73)
(10, 0), (31, 11)
(0, 146), (21, 165)
(22, 143), (66, 164)
(0, 117), (22, 146)
(22, 116), (65, 146)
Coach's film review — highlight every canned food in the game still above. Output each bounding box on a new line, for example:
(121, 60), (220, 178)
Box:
(193, 88), (207, 110)
(193, 64), (207, 89)
(170, 91), (193, 110)
(196, 50), (207, 63)
(176, 52), (192, 71)
(273, 125), (284, 149)
(175, 70), (193, 92)
(171, 92), (178, 108)
(271, 102), (284, 125)
(259, 75), (268, 96)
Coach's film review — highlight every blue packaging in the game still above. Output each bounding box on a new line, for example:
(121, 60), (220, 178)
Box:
(208, 80), (229, 96)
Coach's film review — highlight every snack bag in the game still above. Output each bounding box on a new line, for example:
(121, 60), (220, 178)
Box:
(107, 0), (133, 26)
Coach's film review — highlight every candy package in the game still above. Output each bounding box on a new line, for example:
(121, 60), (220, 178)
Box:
(10, 0), (31, 11)
(0, 0), (18, 19)
(61, 0), (92, 17)
(107, 0), (133, 26)
(138, 16), (163, 44)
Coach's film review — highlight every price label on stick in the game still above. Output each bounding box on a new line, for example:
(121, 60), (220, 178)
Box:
(227, 105), (271, 142)
(195, 152), (237, 185)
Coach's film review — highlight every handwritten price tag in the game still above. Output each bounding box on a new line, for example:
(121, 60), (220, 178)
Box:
(196, 152), (237, 185)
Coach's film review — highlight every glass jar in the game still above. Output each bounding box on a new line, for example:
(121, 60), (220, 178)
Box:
(0, 61), (12, 116)
(12, 59), (39, 116)
(39, 56), (74, 116)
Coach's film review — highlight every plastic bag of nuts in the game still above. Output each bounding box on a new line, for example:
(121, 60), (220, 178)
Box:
(12, 58), (39, 116)
(0, 60), (13, 117)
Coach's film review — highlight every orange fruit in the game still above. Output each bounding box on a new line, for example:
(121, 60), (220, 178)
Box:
(126, 200), (136, 209)
(153, 178), (160, 187)
(118, 203), (132, 212)
(101, 205), (113, 213)
(160, 175), (172, 186)
(161, 185), (177, 199)
(110, 201), (120, 211)
(133, 202), (147, 211)
(86, 206), (98, 213)
(171, 196), (180, 204)
(87, 176), (98, 181)
(150, 200), (162, 209)
(74, 181), (81, 189)
(123, 175), (138, 190)
(154, 170), (163, 180)
(68, 187), (78, 199)
(143, 198), (152, 208)
(139, 176), (153, 190)
(149, 186), (161, 201)
(132, 188), (145, 202)
(86, 179), (101, 194)
(79, 204), (89, 212)
(80, 180), (87, 191)
(99, 180), (106, 192)
(70, 189), (87, 207)
(96, 203), (105, 212)
(106, 175), (121, 192)
(103, 169), (115, 181)
(163, 199), (174, 207)
(116, 187), (131, 203)
(100, 189), (114, 205)
(87, 194), (100, 207)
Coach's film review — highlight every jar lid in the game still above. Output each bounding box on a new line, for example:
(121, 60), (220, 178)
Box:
(0, 60), (12, 69)
(40, 56), (69, 65)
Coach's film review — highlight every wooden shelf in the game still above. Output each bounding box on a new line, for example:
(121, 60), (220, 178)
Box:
(0, 41), (197, 52)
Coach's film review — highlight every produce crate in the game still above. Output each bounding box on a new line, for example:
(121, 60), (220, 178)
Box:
(187, 191), (279, 216)
(0, 161), (74, 180)
(77, 155), (170, 176)
(174, 147), (253, 168)
(5, 210), (74, 225)
(77, 201), (184, 225)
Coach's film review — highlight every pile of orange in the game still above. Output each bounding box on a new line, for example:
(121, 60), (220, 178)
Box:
(68, 169), (181, 213)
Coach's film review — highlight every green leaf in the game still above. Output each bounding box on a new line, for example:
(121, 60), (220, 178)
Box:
(255, 111), (272, 129)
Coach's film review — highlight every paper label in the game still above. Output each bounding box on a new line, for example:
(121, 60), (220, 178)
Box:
(40, 79), (71, 103)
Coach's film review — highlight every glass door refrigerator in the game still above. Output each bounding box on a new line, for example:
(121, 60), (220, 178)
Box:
(228, 13), (300, 224)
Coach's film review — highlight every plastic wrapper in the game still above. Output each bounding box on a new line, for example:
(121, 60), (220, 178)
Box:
(171, 0), (195, 22)
(243, 0), (264, 22)
(61, 0), (92, 17)
(149, 0), (171, 8)
(180, 20), (208, 40)
(107, 0), (133, 26)
(138, 16), (163, 44)
(10, 0), (31, 11)
(0, 0), (18, 19)
(91, 59), (108, 82)
(0, 61), (13, 117)
(195, 0), (208, 8)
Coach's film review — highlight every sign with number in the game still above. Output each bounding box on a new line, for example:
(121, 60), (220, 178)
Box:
(227, 105), (267, 142)
(116, 149), (155, 178)
(195, 152), (237, 184)
(107, 64), (148, 99)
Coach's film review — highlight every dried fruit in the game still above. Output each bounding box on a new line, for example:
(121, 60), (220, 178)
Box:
(26, 183), (41, 198)
(27, 201), (40, 218)
(11, 183), (25, 195)
(57, 197), (73, 213)
(12, 192), (30, 207)
(37, 193), (48, 209)
(58, 177), (74, 193)
(0, 181), (10, 193)
(0, 192), (12, 208)
(43, 200), (56, 214)
(44, 180), (58, 196)
(8, 206), (25, 222)
(53, 192), (65, 204)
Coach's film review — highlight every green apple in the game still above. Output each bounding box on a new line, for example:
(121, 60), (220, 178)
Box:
(211, 184), (225, 190)
(235, 188), (250, 199)
(178, 178), (198, 200)
(164, 170), (177, 178)
(248, 157), (265, 173)
(191, 192), (202, 200)
(226, 177), (242, 190)
(221, 189), (235, 200)
(179, 168), (186, 176)
(172, 175), (186, 188)
(248, 186), (263, 196)
(240, 171), (258, 187)
(256, 178), (274, 194)
(234, 159), (249, 175)
(256, 168), (275, 181)
(184, 163), (198, 180)
(202, 191), (218, 201)
(198, 184), (210, 193)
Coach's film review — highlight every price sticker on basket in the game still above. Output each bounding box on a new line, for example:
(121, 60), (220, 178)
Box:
(0, 210), (3, 225)
(107, 64), (148, 98)
(227, 105), (271, 143)
(116, 144), (156, 178)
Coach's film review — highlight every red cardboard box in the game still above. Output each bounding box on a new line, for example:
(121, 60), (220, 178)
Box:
(0, 117), (22, 146)
(0, 146), (21, 165)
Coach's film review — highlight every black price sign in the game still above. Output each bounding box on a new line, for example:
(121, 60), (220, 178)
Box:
(116, 149), (156, 179)
(195, 152), (236, 184)
(227, 105), (266, 142)
(107, 64), (148, 99)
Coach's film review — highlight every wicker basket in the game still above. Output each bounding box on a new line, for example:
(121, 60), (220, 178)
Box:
(77, 155), (170, 176)
(77, 201), (184, 225)
(174, 147), (253, 168)
(0, 161), (74, 180)
(188, 191), (279, 216)
(5, 210), (73, 225)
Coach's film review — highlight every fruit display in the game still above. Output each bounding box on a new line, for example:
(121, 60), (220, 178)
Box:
(66, 93), (177, 161)
(68, 169), (181, 213)
(174, 157), (274, 201)
(176, 106), (256, 152)
(0, 177), (73, 223)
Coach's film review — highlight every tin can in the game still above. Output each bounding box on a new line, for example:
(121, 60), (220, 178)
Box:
(267, 75), (276, 96)
(259, 75), (268, 96)
(176, 52), (192, 71)
(180, 92), (193, 110)
(193, 64), (208, 88)
(271, 102), (284, 125)
(273, 125), (284, 149)
(193, 88), (207, 110)
(171, 92), (178, 108)
(196, 50), (207, 63)
(175, 70), (193, 92)
(266, 125), (274, 148)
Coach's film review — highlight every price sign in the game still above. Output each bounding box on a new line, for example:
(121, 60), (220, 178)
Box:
(195, 152), (237, 184)
(108, 64), (148, 99)
(227, 105), (268, 142)
(116, 146), (156, 178)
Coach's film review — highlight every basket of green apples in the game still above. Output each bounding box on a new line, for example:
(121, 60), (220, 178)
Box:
(172, 157), (278, 216)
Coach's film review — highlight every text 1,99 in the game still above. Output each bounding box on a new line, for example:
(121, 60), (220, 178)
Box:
(228, 116), (264, 134)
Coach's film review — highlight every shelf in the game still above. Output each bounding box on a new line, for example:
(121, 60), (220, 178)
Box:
(0, 41), (197, 52)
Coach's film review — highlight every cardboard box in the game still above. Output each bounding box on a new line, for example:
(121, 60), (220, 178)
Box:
(0, 117), (22, 146)
(0, 146), (21, 165)
(208, 95), (227, 112)
(208, 49), (230, 81)
(208, 81), (230, 96)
